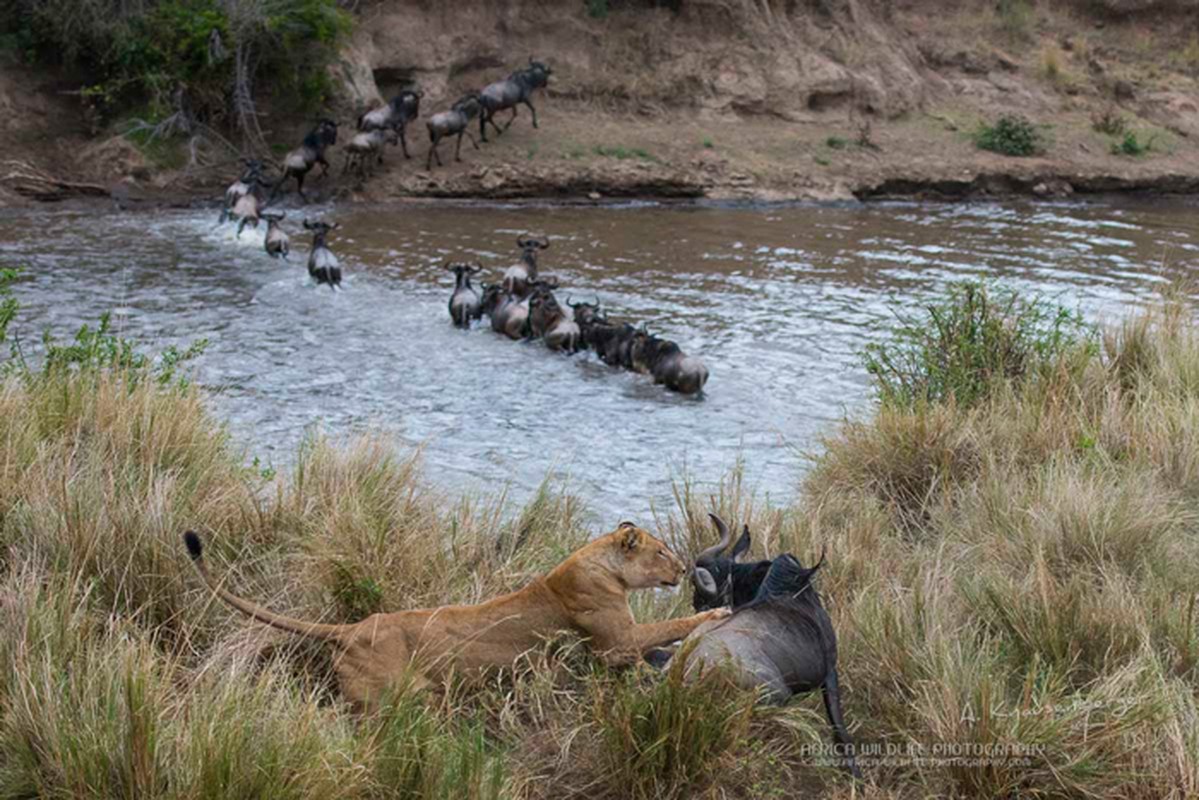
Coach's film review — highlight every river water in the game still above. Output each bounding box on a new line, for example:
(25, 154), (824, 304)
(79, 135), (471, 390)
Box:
(1, 199), (1196, 521)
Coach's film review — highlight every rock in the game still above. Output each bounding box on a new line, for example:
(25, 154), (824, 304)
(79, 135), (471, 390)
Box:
(587, 191), (601, 200)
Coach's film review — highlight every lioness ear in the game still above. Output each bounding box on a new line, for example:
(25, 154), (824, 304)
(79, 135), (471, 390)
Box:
(618, 522), (639, 550)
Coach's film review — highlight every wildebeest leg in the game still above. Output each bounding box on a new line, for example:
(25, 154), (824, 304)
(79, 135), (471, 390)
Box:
(821, 670), (862, 780)
(296, 173), (308, 204)
(317, 155), (331, 178)
(426, 137), (441, 170)
(523, 98), (538, 128)
(502, 106), (518, 132)
(466, 131), (479, 151)
(454, 131), (465, 162)
(267, 175), (286, 204)
(482, 110), (504, 140)
(399, 126), (411, 159)
(341, 152), (353, 176)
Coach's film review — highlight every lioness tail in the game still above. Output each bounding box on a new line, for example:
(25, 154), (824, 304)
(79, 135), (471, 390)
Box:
(183, 530), (349, 641)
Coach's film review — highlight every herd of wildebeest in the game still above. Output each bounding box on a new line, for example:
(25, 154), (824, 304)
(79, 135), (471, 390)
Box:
(446, 235), (710, 395)
(215, 58), (708, 395)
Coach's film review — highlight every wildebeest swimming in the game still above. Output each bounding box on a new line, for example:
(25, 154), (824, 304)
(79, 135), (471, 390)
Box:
(444, 237), (709, 395)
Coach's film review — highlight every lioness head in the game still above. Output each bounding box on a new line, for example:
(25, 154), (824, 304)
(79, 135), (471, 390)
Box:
(606, 521), (687, 589)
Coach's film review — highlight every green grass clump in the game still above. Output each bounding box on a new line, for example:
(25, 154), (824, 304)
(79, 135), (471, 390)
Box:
(862, 281), (1093, 409)
(973, 114), (1047, 157)
(1110, 130), (1154, 157)
(592, 144), (659, 162)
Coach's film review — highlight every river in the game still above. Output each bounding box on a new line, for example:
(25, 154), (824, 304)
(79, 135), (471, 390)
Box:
(1, 198), (1195, 521)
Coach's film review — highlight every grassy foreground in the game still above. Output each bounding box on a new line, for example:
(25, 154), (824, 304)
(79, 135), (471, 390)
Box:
(1, 289), (1197, 799)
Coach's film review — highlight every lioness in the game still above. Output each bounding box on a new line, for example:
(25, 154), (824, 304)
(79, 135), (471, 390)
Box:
(183, 522), (729, 707)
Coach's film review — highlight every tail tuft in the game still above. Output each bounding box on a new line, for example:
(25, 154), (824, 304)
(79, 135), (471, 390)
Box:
(183, 530), (203, 561)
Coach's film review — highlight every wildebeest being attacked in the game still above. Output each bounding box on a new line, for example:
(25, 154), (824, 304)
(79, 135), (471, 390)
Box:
(182, 523), (730, 709)
(681, 549), (862, 779)
(690, 513), (769, 612)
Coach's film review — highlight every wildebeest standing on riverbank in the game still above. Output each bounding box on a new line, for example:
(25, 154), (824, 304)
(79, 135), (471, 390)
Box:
(304, 219), (341, 288)
(272, 119), (339, 203)
(479, 59), (552, 142)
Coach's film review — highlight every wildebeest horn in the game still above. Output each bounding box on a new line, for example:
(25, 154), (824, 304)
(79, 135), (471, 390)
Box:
(538, 238), (550, 250)
(810, 545), (827, 573)
(731, 525), (751, 562)
(692, 566), (717, 596)
(697, 513), (734, 561)
(470, 263), (483, 273)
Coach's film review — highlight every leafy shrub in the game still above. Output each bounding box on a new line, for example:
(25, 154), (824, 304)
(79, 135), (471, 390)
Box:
(0, 0), (351, 131)
(1111, 130), (1153, 157)
(973, 114), (1047, 157)
(862, 281), (1093, 409)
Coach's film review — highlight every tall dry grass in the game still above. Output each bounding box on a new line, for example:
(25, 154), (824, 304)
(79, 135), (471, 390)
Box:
(0, 288), (1197, 798)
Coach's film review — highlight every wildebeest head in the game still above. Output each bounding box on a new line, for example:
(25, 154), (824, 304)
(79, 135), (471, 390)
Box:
(302, 219), (339, 245)
(526, 57), (553, 86)
(479, 282), (506, 315)
(453, 93), (483, 119)
(691, 513), (766, 612)
(446, 261), (482, 288)
(567, 297), (603, 329)
(517, 235), (549, 256)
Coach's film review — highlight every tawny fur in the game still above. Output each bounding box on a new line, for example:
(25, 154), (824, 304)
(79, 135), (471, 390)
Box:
(184, 523), (728, 708)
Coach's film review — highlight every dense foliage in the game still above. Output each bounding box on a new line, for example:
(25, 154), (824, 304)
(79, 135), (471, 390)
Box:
(0, 0), (351, 131)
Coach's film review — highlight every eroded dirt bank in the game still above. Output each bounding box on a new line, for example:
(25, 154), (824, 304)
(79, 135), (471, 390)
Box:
(3, 0), (1199, 206)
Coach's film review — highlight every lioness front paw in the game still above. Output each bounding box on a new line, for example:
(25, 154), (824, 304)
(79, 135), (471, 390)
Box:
(704, 607), (733, 621)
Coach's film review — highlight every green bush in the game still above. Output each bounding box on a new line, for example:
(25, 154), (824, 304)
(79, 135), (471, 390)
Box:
(862, 281), (1093, 409)
(1111, 130), (1154, 157)
(0, 0), (351, 128)
(973, 114), (1047, 157)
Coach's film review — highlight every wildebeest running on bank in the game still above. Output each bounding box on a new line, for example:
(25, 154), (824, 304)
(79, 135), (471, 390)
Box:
(272, 118), (339, 203)
(479, 59), (552, 142)
(426, 94), (482, 170)
(357, 88), (422, 160)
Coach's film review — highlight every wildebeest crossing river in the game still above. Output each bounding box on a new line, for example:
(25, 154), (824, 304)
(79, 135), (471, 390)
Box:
(1, 198), (1196, 520)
